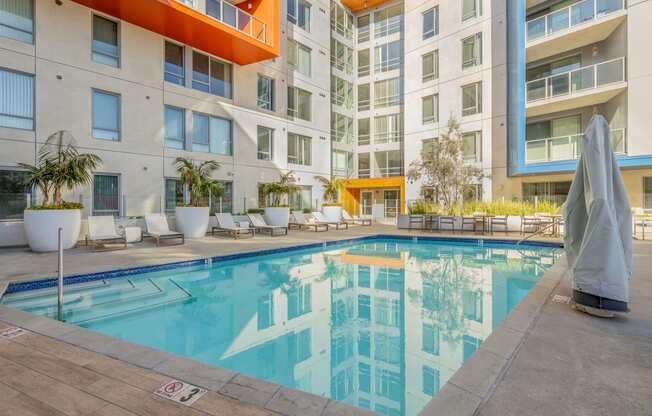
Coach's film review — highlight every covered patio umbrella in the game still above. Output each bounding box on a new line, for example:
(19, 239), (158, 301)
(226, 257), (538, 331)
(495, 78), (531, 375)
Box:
(563, 115), (631, 316)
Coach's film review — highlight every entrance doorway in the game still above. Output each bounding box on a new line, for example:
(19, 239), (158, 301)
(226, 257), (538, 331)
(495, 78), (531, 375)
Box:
(384, 190), (399, 218)
(360, 191), (373, 217)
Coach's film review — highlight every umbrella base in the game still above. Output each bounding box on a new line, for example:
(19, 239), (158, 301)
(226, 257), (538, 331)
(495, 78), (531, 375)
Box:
(572, 289), (629, 313)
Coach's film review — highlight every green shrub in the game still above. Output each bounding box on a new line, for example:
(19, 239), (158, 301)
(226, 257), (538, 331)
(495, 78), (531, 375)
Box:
(408, 200), (560, 216)
(29, 202), (84, 210)
(322, 202), (341, 207)
(247, 208), (265, 214)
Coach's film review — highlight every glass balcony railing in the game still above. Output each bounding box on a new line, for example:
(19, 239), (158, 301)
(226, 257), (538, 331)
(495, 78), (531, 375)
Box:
(376, 167), (403, 177)
(526, 0), (625, 42)
(525, 128), (626, 163)
(176, 0), (270, 45)
(526, 57), (625, 103)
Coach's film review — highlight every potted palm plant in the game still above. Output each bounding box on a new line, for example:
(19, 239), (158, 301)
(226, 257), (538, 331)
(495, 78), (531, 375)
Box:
(20, 131), (102, 252)
(261, 171), (298, 227)
(315, 175), (344, 222)
(174, 157), (223, 238)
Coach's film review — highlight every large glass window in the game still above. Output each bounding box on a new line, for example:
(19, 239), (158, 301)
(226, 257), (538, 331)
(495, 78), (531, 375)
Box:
(422, 94), (438, 124)
(374, 113), (402, 143)
(0, 169), (30, 220)
(358, 153), (370, 178)
(92, 15), (119, 67)
(288, 284), (312, 319)
(330, 1), (353, 39)
(165, 106), (185, 150)
(0, 68), (33, 130)
(287, 86), (311, 121)
(645, 177), (652, 209)
(192, 52), (233, 99)
(422, 323), (439, 355)
(192, 113), (232, 155)
(374, 40), (401, 73)
(257, 75), (275, 111)
(164, 42), (184, 86)
(93, 174), (120, 216)
(257, 294), (274, 330)
(358, 49), (370, 77)
(287, 132), (311, 165)
(164, 178), (184, 212)
(331, 75), (353, 109)
(522, 181), (572, 205)
(374, 78), (401, 108)
(422, 50), (438, 82)
(332, 150), (353, 178)
(358, 118), (370, 145)
(422, 7), (438, 40)
(375, 150), (402, 177)
(422, 366), (440, 397)
(331, 112), (353, 144)
(462, 82), (482, 116)
(210, 180), (232, 214)
(374, 5), (401, 38)
(463, 290), (483, 322)
(462, 33), (482, 69)
(358, 83), (370, 111)
(288, 0), (311, 32)
(288, 40), (311, 77)
(462, 0), (481, 21)
(462, 131), (482, 162)
(0, 0), (33, 43)
(331, 38), (354, 75)
(290, 185), (312, 211)
(92, 90), (120, 141)
(257, 125), (274, 160)
(357, 14), (370, 43)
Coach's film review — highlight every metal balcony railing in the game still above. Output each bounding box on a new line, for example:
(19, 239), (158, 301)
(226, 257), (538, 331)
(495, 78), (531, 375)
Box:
(374, 132), (403, 144)
(525, 128), (626, 163)
(526, 57), (625, 103)
(375, 167), (403, 177)
(358, 168), (371, 178)
(374, 57), (401, 73)
(526, 0), (625, 42)
(358, 134), (371, 146)
(176, 0), (271, 46)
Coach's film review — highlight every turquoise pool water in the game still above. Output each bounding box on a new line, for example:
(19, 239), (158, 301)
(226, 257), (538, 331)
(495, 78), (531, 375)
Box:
(2, 238), (559, 416)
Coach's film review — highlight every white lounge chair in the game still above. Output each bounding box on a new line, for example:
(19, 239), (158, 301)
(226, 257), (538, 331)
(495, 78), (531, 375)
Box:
(213, 213), (255, 239)
(342, 209), (372, 226)
(144, 214), (184, 246)
(312, 212), (349, 230)
(247, 213), (288, 236)
(290, 211), (328, 232)
(86, 216), (127, 250)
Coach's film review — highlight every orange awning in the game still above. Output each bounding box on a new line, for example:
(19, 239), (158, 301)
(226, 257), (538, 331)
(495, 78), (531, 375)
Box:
(71, 0), (280, 65)
(340, 0), (392, 13)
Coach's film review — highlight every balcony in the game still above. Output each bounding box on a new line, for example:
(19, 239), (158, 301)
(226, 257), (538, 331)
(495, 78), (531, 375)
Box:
(526, 57), (626, 117)
(526, 0), (626, 63)
(525, 128), (626, 164)
(71, 0), (280, 65)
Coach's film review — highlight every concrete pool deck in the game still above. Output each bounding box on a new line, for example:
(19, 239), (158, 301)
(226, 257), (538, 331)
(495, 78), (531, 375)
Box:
(0, 226), (650, 415)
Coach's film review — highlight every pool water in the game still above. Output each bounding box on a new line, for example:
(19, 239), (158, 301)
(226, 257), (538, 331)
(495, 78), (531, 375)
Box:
(2, 238), (559, 416)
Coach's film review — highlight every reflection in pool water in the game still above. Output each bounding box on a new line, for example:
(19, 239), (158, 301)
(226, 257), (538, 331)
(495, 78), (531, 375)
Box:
(2, 239), (559, 416)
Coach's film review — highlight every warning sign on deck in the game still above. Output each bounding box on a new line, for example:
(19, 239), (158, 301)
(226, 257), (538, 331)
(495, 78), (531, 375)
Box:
(155, 380), (207, 406)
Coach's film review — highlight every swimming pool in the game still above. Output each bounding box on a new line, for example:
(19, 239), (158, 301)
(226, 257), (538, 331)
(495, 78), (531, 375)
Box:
(1, 237), (560, 416)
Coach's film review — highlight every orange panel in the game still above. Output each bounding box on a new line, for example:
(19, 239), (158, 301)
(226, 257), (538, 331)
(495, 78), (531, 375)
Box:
(71, 0), (280, 65)
(342, 177), (406, 214)
(340, 250), (406, 268)
(340, 0), (393, 13)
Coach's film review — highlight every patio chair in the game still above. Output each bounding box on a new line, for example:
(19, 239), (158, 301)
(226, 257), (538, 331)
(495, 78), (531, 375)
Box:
(521, 216), (542, 235)
(633, 208), (652, 240)
(490, 216), (508, 235)
(461, 216), (477, 233)
(313, 212), (349, 230)
(145, 214), (185, 246)
(342, 209), (372, 226)
(439, 216), (456, 233)
(213, 213), (255, 239)
(247, 213), (288, 236)
(408, 215), (424, 231)
(290, 211), (329, 232)
(86, 216), (127, 250)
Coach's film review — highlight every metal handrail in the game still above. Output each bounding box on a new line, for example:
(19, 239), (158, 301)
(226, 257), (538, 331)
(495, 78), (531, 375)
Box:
(516, 221), (557, 246)
(525, 128), (626, 163)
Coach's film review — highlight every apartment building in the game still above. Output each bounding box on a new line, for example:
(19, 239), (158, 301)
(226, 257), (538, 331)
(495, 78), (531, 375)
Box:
(496, 0), (652, 208)
(0, 0), (332, 244)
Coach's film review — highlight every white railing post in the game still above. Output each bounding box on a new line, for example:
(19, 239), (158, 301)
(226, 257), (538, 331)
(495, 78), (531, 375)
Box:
(57, 227), (64, 321)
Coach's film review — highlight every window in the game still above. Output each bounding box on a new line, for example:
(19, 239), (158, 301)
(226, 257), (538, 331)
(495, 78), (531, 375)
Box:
(422, 50), (438, 82)
(375, 369), (402, 402)
(0, 69), (33, 130)
(287, 86), (311, 121)
(164, 42), (184, 85)
(522, 181), (572, 205)
(422, 7), (438, 40)
(331, 38), (353, 75)
(288, 284), (312, 319)
(357, 14), (370, 43)
(0, 0), (33, 43)
(422, 323), (439, 355)
(358, 49), (370, 77)
(92, 90), (120, 141)
(331, 76), (353, 109)
(358, 153), (370, 178)
(462, 82), (482, 116)
(374, 5), (401, 38)
(374, 41), (401, 73)
(192, 52), (233, 99)
(422, 94), (438, 124)
(422, 366), (440, 397)
(645, 178), (652, 209)
(92, 15), (119, 67)
(358, 118), (370, 145)
(210, 180), (232, 214)
(93, 174), (120, 216)
(462, 0), (481, 21)
(463, 335), (481, 361)
(375, 150), (402, 177)
(332, 150), (353, 178)
(330, 1), (353, 39)
(463, 290), (483, 322)
(290, 185), (312, 210)
(462, 33), (482, 68)
(331, 112), (353, 144)
(288, 40), (311, 77)
(374, 113), (402, 143)
(165, 178), (184, 212)
(287, 133), (311, 165)
(374, 78), (401, 108)
(257, 294), (274, 330)
(462, 131), (482, 162)
(257, 126), (274, 160)
(191, 113), (232, 155)
(257, 75), (275, 111)
(358, 84), (370, 111)
(165, 106), (185, 150)
(0, 170), (30, 220)
(288, 0), (310, 32)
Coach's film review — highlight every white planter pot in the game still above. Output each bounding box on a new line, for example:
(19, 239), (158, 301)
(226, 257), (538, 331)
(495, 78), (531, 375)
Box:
(507, 216), (522, 232)
(397, 214), (410, 229)
(264, 207), (290, 227)
(24, 209), (81, 252)
(322, 206), (343, 222)
(175, 206), (209, 238)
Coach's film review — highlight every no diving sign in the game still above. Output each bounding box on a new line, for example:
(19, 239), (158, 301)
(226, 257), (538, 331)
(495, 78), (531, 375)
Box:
(155, 380), (207, 406)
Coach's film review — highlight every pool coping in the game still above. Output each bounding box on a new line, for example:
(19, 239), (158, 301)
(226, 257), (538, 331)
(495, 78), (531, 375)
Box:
(0, 234), (566, 416)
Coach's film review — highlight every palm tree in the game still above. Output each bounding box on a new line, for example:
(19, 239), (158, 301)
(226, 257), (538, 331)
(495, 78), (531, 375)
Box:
(314, 175), (343, 204)
(174, 157), (222, 207)
(19, 131), (102, 207)
(261, 171), (299, 206)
